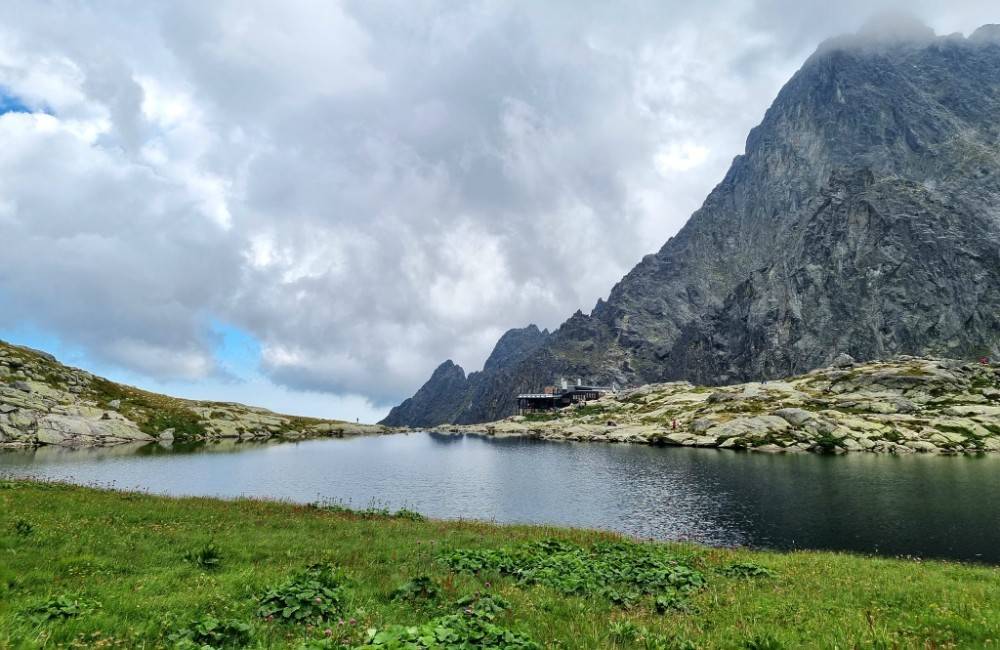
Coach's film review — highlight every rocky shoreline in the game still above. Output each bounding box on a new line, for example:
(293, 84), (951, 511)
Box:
(432, 356), (1000, 455)
(0, 341), (396, 449)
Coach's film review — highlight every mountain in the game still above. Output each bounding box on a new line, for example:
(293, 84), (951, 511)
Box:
(0, 340), (392, 448)
(384, 325), (549, 427)
(382, 21), (1000, 428)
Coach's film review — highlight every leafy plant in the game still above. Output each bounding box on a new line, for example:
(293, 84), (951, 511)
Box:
(392, 508), (425, 522)
(14, 518), (34, 537)
(258, 564), (347, 624)
(610, 620), (640, 641)
(184, 542), (222, 571)
(441, 539), (705, 611)
(654, 591), (692, 613)
(312, 502), (426, 521)
(391, 575), (439, 602)
(25, 594), (99, 623)
(813, 432), (841, 452)
(610, 621), (698, 649)
(744, 633), (787, 650)
(167, 614), (253, 649)
(359, 594), (537, 649)
(719, 562), (776, 579)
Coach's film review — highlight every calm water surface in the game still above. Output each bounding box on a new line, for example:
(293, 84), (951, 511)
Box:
(3, 432), (999, 563)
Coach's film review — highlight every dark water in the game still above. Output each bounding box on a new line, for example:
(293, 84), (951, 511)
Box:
(3, 433), (999, 563)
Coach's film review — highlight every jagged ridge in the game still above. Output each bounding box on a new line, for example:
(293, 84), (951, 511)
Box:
(384, 22), (1000, 427)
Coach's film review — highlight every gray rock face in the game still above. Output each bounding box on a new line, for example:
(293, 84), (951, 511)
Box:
(385, 24), (1000, 427)
(382, 325), (549, 427)
(830, 354), (856, 369)
(35, 414), (154, 447)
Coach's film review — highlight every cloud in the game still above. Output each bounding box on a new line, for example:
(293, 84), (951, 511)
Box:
(0, 0), (995, 415)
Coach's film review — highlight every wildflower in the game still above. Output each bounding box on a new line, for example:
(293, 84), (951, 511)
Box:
(349, 618), (357, 626)
(324, 629), (333, 637)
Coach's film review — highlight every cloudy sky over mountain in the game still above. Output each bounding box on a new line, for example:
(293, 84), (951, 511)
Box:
(0, 0), (994, 421)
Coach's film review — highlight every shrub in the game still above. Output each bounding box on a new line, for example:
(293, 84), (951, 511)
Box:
(813, 433), (841, 452)
(391, 575), (439, 602)
(523, 412), (559, 422)
(359, 594), (537, 649)
(392, 508), (425, 522)
(14, 519), (34, 537)
(183, 542), (222, 571)
(718, 562), (776, 579)
(258, 564), (348, 624)
(654, 592), (693, 613)
(744, 633), (786, 650)
(25, 595), (99, 623)
(610, 620), (640, 641)
(143, 408), (207, 440)
(168, 614), (253, 649)
(312, 502), (426, 521)
(441, 539), (705, 611)
(610, 621), (698, 649)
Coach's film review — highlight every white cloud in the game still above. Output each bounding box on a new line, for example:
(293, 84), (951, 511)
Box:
(654, 143), (711, 174)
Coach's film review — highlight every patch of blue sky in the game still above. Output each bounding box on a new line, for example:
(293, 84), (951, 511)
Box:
(0, 322), (90, 368)
(0, 88), (33, 116)
(210, 319), (262, 378)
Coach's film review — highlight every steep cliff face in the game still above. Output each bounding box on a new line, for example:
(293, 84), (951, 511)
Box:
(384, 23), (1000, 427)
(381, 325), (550, 426)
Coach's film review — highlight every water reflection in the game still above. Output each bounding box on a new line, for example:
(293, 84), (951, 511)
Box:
(2, 433), (999, 562)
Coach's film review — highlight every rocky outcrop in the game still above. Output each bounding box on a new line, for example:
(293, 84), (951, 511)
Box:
(381, 325), (550, 427)
(385, 22), (1000, 427)
(435, 357), (1000, 455)
(0, 340), (396, 448)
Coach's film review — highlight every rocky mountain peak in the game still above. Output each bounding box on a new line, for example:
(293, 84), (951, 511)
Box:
(483, 325), (549, 373)
(815, 13), (935, 56)
(383, 25), (1000, 427)
(970, 24), (1000, 45)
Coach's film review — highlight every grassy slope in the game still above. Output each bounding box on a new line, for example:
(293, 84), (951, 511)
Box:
(1, 481), (999, 649)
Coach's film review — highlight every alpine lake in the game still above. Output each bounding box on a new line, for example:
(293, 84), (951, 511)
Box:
(2, 431), (999, 563)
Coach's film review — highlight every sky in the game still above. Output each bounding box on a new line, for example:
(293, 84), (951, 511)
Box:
(0, 1), (994, 422)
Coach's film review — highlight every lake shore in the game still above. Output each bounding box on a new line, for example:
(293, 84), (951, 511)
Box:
(433, 356), (1000, 456)
(2, 478), (999, 648)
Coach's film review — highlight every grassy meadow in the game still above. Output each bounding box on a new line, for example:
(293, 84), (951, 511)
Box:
(1, 479), (999, 649)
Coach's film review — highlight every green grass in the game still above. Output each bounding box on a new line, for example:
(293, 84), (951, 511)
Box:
(1, 480), (999, 649)
(522, 412), (560, 423)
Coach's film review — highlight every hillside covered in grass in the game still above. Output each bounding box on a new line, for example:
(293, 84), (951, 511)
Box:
(1, 479), (998, 649)
(439, 356), (1000, 455)
(0, 340), (393, 449)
